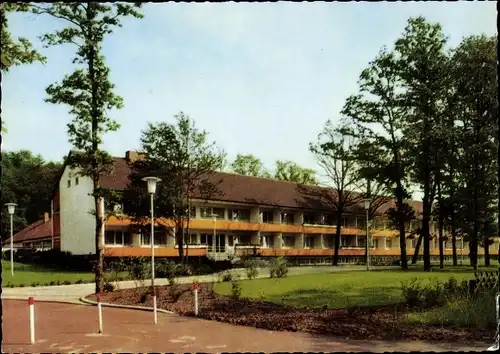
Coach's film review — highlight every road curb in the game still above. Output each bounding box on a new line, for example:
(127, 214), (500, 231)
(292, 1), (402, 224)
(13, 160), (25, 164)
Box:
(79, 296), (175, 314)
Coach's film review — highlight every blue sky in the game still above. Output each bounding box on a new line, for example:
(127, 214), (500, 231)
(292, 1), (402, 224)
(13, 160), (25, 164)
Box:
(2, 1), (497, 183)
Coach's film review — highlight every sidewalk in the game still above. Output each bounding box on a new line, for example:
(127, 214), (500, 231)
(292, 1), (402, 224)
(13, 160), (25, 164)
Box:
(1, 265), (384, 302)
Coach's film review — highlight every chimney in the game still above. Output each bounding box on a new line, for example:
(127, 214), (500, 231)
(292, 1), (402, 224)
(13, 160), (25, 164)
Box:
(125, 150), (139, 162)
(43, 212), (49, 222)
(125, 150), (146, 163)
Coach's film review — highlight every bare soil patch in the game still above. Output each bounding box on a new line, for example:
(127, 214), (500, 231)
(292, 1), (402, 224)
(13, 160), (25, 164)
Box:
(86, 283), (494, 343)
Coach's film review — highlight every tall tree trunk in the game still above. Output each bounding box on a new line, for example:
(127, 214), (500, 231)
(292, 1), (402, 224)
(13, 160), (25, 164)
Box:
(333, 213), (342, 266)
(88, 3), (104, 294)
(438, 224), (444, 269)
(411, 232), (422, 264)
(177, 223), (185, 262)
(451, 208), (457, 266)
(484, 235), (490, 266)
(396, 185), (408, 270)
(437, 181), (444, 269)
(470, 226), (479, 270)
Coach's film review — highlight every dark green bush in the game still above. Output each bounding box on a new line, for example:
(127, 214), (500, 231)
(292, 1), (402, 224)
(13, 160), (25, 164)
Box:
(231, 276), (242, 299)
(103, 282), (115, 292)
(401, 277), (468, 308)
(62, 280), (71, 285)
(269, 257), (288, 278)
(244, 258), (259, 280)
(221, 271), (233, 282)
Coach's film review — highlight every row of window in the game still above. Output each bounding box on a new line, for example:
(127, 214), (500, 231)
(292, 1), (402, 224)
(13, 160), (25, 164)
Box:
(104, 229), (467, 250)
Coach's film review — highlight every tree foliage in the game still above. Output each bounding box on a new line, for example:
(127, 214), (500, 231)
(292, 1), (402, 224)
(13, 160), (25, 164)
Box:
(123, 112), (226, 261)
(340, 43), (413, 269)
(450, 35), (498, 268)
(274, 160), (317, 185)
(32, 2), (143, 293)
(0, 3), (46, 72)
(1, 150), (61, 240)
(231, 154), (271, 178)
(309, 120), (362, 266)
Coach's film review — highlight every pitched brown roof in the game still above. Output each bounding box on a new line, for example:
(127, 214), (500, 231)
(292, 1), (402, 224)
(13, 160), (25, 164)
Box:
(4, 214), (61, 245)
(101, 157), (423, 215)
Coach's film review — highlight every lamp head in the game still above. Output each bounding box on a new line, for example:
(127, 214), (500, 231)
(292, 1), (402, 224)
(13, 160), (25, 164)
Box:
(363, 198), (371, 210)
(142, 177), (161, 194)
(5, 203), (17, 215)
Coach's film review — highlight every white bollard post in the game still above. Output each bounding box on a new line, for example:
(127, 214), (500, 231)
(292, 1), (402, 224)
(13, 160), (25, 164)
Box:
(193, 281), (199, 316)
(153, 290), (158, 325)
(28, 296), (35, 344)
(97, 293), (103, 334)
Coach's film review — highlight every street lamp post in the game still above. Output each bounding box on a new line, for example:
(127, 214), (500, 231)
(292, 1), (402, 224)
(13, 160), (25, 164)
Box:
(142, 177), (161, 325)
(5, 203), (17, 276)
(364, 198), (371, 271)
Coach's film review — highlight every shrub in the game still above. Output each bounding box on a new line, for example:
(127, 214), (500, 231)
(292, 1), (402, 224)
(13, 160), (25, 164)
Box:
(401, 277), (466, 308)
(221, 271), (233, 282)
(269, 257), (288, 278)
(405, 291), (497, 329)
(230, 276), (242, 299)
(194, 264), (214, 275)
(107, 259), (126, 286)
(75, 279), (83, 284)
(126, 257), (150, 287)
(49, 280), (56, 286)
(103, 282), (115, 292)
(62, 280), (71, 285)
(244, 259), (259, 280)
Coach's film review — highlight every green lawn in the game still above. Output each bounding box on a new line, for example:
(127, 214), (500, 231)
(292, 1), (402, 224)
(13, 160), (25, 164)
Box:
(214, 267), (496, 308)
(2, 260), (96, 287)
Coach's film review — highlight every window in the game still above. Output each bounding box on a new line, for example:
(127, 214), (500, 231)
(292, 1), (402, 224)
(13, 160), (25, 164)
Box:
(141, 232), (151, 245)
(323, 214), (335, 225)
(154, 229), (167, 245)
(237, 234), (251, 245)
(105, 231), (115, 245)
(373, 238), (379, 249)
(67, 179), (71, 188)
(411, 239), (418, 249)
(386, 239), (392, 249)
(75, 177), (79, 186)
(261, 211), (273, 223)
(200, 234), (208, 245)
(345, 216), (357, 227)
(200, 207), (225, 219)
(105, 230), (132, 246)
(229, 209), (250, 222)
(303, 213), (315, 224)
(282, 235), (295, 248)
(324, 235), (334, 248)
(188, 233), (198, 245)
(341, 235), (357, 248)
(261, 235), (271, 248)
(189, 206), (196, 219)
(304, 236), (314, 248)
(357, 236), (366, 248)
(281, 212), (295, 225)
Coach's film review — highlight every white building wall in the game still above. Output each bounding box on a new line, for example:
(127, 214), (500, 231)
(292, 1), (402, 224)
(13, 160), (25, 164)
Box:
(59, 166), (96, 255)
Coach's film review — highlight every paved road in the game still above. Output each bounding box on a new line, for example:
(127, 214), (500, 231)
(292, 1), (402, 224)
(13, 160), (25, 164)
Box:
(1, 265), (396, 302)
(1, 300), (488, 353)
